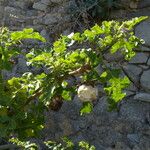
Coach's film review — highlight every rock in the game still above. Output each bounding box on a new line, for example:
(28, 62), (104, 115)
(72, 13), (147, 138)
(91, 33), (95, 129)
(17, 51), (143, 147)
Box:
(140, 70), (150, 91)
(51, 0), (65, 4)
(125, 90), (135, 97)
(91, 141), (105, 150)
(134, 93), (150, 102)
(9, 1), (29, 9)
(41, 0), (52, 5)
(135, 19), (150, 46)
(123, 64), (142, 85)
(127, 134), (140, 144)
(40, 29), (50, 41)
(138, 135), (150, 150)
(115, 142), (131, 150)
(93, 96), (108, 114)
(130, 1), (138, 9)
(141, 125), (150, 136)
(44, 13), (61, 25)
(129, 53), (149, 64)
(138, 0), (150, 8)
(4, 6), (24, 16)
(120, 101), (146, 122)
(0, 6), (4, 20)
(104, 51), (124, 62)
(33, 2), (48, 11)
(16, 55), (29, 74)
(138, 45), (150, 52)
(95, 64), (103, 75)
(147, 58), (150, 66)
(127, 83), (138, 92)
(139, 65), (149, 70)
(132, 145), (141, 150)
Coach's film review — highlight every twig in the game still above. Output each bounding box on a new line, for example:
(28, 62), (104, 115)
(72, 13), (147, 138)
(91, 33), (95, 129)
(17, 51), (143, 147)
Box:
(24, 64), (92, 106)
(69, 63), (91, 76)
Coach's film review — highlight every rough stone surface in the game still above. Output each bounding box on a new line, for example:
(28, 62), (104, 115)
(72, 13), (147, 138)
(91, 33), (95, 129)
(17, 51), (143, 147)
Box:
(140, 70), (150, 91)
(135, 19), (150, 46)
(147, 58), (150, 66)
(139, 45), (150, 52)
(138, 0), (150, 8)
(123, 64), (142, 85)
(129, 53), (149, 64)
(134, 93), (150, 102)
(33, 2), (48, 11)
(0, 0), (71, 39)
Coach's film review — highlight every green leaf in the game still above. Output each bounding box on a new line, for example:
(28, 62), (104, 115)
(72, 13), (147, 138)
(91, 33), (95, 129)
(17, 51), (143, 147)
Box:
(111, 41), (123, 53)
(11, 28), (46, 42)
(83, 29), (95, 41)
(100, 71), (107, 78)
(72, 32), (85, 42)
(61, 81), (68, 88)
(53, 39), (66, 53)
(80, 102), (93, 115)
(124, 16), (148, 30)
(91, 24), (104, 35)
(62, 90), (71, 101)
(105, 77), (130, 105)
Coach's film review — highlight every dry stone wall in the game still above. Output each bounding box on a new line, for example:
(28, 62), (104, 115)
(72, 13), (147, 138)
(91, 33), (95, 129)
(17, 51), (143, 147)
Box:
(0, 0), (74, 41)
(0, 0), (150, 149)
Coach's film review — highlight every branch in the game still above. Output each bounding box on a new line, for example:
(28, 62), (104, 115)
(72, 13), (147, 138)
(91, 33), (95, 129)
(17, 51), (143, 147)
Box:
(24, 88), (42, 106)
(24, 64), (92, 106)
(69, 63), (91, 76)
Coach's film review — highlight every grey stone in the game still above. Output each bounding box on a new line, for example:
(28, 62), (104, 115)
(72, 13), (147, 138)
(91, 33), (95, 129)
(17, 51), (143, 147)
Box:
(44, 13), (61, 25)
(127, 134), (140, 144)
(40, 29), (50, 41)
(132, 145), (141, 150)
(93, 96), (108, 114)
(120, 101), (146, 122)
(16, 55), (29, 74)
(123, 64), (142, 85)
(41, 0), (51, 5)
(125, 90), (135, 97)
(138, 45), (150, 52)
(139, 65), (149, 70)
(33, 2), (48, 11)
(147, 58), (150, 66)
(95, 64), (103, 75)
(104, 51), (124, 62)
(10, 1), (28, 9)
(129, 53), (149, 64)
(91, 141), (105, 150)
(51, 0), (65, 4)
(135, 19), (150, 46)
(127, 7), (150, 18)
(134, 93), (150, 102)
(140, 70), (150, 91)
(141, 126), (150, 136)
(138, 0), (150, 8)
(0, 6), (4, 20)
(127, 83), (138, 92)
(4, 6), (25, 16)
(115, 142), (131, 150)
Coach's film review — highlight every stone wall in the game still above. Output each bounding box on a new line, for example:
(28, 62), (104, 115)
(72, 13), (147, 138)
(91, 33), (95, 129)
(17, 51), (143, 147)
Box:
(0, 0), (73, 42)
(0, 0), (150, 150)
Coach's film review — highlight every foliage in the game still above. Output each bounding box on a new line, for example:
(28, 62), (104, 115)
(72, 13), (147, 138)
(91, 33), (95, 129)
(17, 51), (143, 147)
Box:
(0, 16), (147, 139)
(10, 137), (95, 150)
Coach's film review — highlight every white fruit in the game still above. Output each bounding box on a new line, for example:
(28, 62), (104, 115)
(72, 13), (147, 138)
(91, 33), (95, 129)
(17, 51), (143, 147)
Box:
(77, 85), (98, 102)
